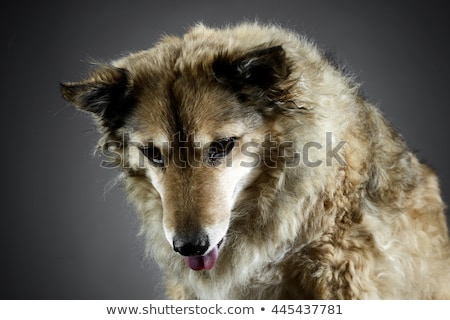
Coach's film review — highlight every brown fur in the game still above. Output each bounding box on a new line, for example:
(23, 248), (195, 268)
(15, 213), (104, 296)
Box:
(61, 22), (450, 299)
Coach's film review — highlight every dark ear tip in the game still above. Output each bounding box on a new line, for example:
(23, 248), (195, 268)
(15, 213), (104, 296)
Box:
(59, 82), (82, 103)
(212, 56), (236, 84)
(267, 45), (284, 53)
(212, 44), (289, 90)
(60, 82), (74, 101)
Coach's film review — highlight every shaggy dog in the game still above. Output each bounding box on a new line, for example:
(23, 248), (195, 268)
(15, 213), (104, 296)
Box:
(61, 23), (450, 299)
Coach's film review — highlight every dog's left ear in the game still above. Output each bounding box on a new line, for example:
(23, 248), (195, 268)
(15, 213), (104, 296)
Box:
(60, 66), (136, 132)
(212, 45), (290, 91)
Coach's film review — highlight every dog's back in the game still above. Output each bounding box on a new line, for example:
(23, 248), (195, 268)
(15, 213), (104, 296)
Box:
(61, 22), (450, 299)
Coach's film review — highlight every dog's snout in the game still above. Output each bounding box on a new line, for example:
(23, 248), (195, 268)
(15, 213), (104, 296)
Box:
(173, 233), (209, 256)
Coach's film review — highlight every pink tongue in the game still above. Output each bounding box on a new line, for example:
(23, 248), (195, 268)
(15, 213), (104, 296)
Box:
(183, 246), (218, 271)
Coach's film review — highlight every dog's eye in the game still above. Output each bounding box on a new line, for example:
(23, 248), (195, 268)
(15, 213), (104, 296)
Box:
(208, 137), (236, 163)
(141, 147), (165, 167)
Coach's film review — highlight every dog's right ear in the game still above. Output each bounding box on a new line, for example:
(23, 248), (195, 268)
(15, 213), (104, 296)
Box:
(212, 45), (290, 91)
(60, 66), (136, 132)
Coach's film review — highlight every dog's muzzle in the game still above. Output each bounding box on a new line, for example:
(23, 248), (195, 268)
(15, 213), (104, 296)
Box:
(172, 232), (222, 271)
(173, 233), (209, 256)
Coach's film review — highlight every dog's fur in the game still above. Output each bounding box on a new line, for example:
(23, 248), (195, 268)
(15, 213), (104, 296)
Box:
(61, 23), (450, 299)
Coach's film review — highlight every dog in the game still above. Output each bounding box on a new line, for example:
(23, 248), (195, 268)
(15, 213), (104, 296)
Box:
(60, 22), (450, 299)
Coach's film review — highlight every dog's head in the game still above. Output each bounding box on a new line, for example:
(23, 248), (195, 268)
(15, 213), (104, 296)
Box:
(61, 26), (302, 271)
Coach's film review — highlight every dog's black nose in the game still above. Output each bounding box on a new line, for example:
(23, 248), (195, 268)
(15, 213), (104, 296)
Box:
(173, 233), (209, 256)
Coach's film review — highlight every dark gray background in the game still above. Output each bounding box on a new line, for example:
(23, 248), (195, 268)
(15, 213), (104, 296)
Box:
(2, 0), (449, 299)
